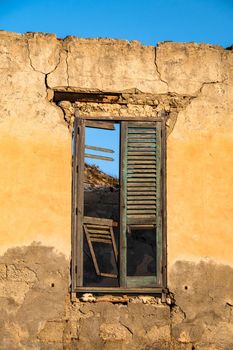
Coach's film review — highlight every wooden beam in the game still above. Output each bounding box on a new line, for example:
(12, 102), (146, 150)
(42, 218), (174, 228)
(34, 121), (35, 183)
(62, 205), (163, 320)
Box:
(85, 145), (114, 153)
(85, 120), (115, 130)
(84, 153), (114, 161)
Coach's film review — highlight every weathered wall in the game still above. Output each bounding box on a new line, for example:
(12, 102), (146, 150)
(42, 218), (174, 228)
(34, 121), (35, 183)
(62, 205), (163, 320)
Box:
(0, 31), (233, 349)
(0, 31), (71, 256)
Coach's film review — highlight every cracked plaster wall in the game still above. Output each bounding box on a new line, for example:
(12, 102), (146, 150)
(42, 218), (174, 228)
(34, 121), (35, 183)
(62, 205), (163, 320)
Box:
(0, 30), (233, 349)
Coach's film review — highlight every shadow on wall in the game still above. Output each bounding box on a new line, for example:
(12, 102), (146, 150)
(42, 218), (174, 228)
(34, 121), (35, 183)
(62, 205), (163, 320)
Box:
(0, 245), (233, 349)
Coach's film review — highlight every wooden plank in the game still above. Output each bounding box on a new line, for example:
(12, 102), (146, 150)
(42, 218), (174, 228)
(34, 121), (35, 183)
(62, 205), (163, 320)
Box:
(74, 286), (165, 294)
(127, 171), (157, 182)
(127, 149), (157, 153)
(128, 129), (157, 133)
(86, 224), (114, 231)
(128, 122), (158, 127)
(128, 161), (156, 165)
(110, 226), (118, 262)
(55, 92), (120, 104)
(128, 224), (155, 229)
(128, 137), (156, 141)
(128, 156), (156, 160)
(128, 189), (156, 193)
(127, 169), (157, 173)
(71, 117), (78, 293)
(127, 176), (157, 180)
(127, 196), (157, 200)
(128, 193), (156, 198)
(100, 273), (118, 278)
(127, 217), (157, 225)
(120, 121), (127, 288)
(127, 191), (156, 196)
(84, 153), (114, 161)
(85, 120), (115, 130)
(87, 229), (111, 235)
(127, 209), (156, 214)
(84, 226), (100, 276)
(128, 154), (156, 158)
(127, 214), (156, 219)
(127, 200), (156, 205)
(85, 145), (114, 153)
(128, 150), (156, 154)
(75, 114), (163, 122)
(155, 121), (163, 287)
(128, 134), (157, 138)
(89, 234), (112, 239)
(91, 238), (112, 244)
(127, 205), (156, 210)
(76, 119), (85, 287)
(95, 295), (129, 303)
(128, 170), (156, 173)
(127, 184), (156, 188)
(128, 175), (157, 179)
(83, 216), (115, 226)
(127, 183), (156, 187)
(127, 143), (156, 147)
(128, 165), (156, 169)
(128, 138), (157, 142)
(161, 116), (167, 289)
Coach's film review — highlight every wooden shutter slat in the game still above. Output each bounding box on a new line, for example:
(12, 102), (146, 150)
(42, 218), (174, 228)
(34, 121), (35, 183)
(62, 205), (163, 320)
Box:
(127, 200), (156, 205)
(125, 122), (161, 225)
(127, 195), (157, 200)
(128, 165), (156, 169)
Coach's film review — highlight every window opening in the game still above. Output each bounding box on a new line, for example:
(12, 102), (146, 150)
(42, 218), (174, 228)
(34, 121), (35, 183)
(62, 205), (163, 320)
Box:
(83, 123), (120, 287)
(72, 117), (166, 294)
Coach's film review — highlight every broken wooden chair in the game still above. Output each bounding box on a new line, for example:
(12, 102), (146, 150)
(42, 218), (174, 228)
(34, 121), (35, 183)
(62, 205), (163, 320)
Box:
(83, 216), (118, 278)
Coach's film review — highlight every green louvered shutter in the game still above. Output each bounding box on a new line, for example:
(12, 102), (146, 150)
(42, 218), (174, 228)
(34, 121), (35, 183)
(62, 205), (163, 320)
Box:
(120, 121), (163, 288)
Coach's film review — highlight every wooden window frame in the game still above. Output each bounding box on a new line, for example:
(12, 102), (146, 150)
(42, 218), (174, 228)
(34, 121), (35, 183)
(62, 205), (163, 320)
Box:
(71, 114), (167, 295)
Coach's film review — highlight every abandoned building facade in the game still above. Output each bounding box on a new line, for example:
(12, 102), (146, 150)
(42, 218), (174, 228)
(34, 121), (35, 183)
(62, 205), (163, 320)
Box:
(0, 30), (233, 349)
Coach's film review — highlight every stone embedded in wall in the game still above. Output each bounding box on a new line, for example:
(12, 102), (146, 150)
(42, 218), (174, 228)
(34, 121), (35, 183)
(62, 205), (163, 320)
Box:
(38, 320), (65, 343)
(1, 249), (233, 349)
(0, 264), (7, 280)
(0, 243), (174, 350)
(99, 322), (132, 342)
(7, 264), (37, 283)
(57, 92), (193, 134)
(74, 302), (171, 350)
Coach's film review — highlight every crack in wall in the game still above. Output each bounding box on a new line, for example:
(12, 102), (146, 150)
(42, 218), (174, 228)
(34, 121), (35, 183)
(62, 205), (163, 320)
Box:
(154, 47), (169, 88)
(26, 38), (62, 76)
(64, 48), (70, 87)
(119, 321), (134, 336)
(195, 78), (228, 97)
(30, 38), (230, 139)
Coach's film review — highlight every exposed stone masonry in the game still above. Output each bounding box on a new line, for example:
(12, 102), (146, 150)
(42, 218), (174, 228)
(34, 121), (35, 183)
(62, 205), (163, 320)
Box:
(57, 93), (193, 140)
(1, 245), (233, 349)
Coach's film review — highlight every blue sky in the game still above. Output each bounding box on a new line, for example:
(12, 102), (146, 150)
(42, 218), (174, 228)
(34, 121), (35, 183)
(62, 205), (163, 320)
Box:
(0, 0), (233, 47)
(85, 125), (120, 178)
(1, 0), (232, 176)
